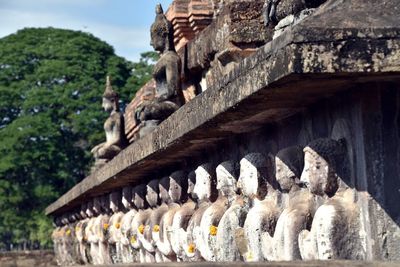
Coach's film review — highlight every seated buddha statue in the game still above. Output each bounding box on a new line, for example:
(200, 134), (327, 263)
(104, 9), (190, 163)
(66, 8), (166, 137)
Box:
(237, 153), (280, 262)
(185, 163), (217, 261)
(91, 76), (127, 170)
(135, 4), (183, 137)
(298, 138), (366, 260)
(170, 171), (197, 261)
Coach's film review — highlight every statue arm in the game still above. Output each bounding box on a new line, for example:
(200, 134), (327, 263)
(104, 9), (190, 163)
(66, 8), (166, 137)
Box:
(108, 115), (123, 146)
(162, 59), (181, 102)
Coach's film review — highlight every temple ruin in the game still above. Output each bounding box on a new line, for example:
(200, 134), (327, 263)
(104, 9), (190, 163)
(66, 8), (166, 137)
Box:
(46, 0), (400, 265)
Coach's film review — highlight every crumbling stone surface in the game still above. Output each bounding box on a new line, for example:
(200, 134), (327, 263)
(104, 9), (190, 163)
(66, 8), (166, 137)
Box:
(47, 0), (400, 263)
(46, 0), (400, 217)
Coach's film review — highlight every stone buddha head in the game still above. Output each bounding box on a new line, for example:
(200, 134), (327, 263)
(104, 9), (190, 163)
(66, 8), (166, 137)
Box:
(159, 176), (171, 203)
(216, 160), (240, 197)
(187, 171), (197, 200)
(133, 184), (147, 209)
(275, 146), (304, 193)
(86, 200), (94, 218)
(54, 217), (62, 227)
(122, 186), (133, 210)
(93, 197), (102, 215)
(101, 195), (111, 214)
(80, 203), (88, 219)
(169, 171), (188, 203)
(193, 163), (218, 202)
(300, 138), (347, 197)
(110, 190), (122, 213)
(60, 214), (68, 225)
(237, 153), (270, 199)
(146, 179), (160, 208)
(102, 76), (119, 113)
(150, 4), (175, 53)
(68, 212), (77, 223)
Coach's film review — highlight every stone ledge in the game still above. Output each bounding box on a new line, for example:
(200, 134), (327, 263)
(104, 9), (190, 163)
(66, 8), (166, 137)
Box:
(68, 261), (400, 267)
(45, 0), (400, 216)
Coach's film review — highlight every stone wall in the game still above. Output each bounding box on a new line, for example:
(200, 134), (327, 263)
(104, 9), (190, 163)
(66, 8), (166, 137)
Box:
(46, 0), (400, 265)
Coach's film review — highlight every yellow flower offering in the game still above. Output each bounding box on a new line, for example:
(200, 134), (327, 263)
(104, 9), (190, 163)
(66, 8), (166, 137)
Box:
(138, 224), (145, 234)
(246, 251), (254, 261)
(188, 243), (196, 253)
(130, 236), (137, 244)
(103, 223), (109, 230)
(66, 229), (71, 236)
(209, 225), (218, 236)
(115, 222), (121, 229)
(75, 226), (80, 232)
(153, 224), (160, 232)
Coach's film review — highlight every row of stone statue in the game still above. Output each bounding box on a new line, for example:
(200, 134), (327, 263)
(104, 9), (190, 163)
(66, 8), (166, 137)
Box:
(53, 137), (367, 265)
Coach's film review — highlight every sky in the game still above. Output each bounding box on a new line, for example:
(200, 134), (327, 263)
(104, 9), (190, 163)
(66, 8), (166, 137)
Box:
(0, 0), (173, 62)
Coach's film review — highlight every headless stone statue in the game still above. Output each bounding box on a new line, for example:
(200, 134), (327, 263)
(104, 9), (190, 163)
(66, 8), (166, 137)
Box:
(214, 160), (243, 262)
(84, 200), (97, 264)
(261, 145), (316, 261)
(107, 191), (125, 263)
(185, 163), (217, 261)
(298, 138), (366, 260)
(119, 186), (137, 263)
(155, 171), (188, 262)
(235, 153), (280, 262)
(170, 171), (197, 261)
(264, 0), (327, 38)
(52, 217), (64, 265)
(91, 76), (127, 170)
(136, 4), (183, 137)
(129, 184), (148, 263)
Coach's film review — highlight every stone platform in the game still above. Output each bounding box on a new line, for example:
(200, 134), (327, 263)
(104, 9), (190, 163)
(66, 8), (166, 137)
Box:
(69, 261), (400, 267)
(46, 0), (400, 216)
(47, 0), (400, 264)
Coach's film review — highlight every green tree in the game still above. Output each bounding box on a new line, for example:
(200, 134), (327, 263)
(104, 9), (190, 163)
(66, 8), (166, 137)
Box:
(0, 28), (155, 249)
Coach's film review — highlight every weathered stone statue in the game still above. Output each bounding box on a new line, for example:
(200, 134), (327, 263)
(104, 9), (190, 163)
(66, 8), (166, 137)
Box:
(119, 186), (137, 263)
(298, 138), (366, 260)
(83, 200), (97, 264)
(135, 4), (183, 136)
(264, 0), (327, 38)
(199, 163), (232, 261)
(75, 203), (90, 264)
(71, 211), (84, 264)
(107, 191), (125, 263)
(236, 153), (280, 262)
(60, 214), (76, 266)
(93, 195), (112, 265)
(214, 160), (243, 262)
(154, 171), (188, 262)
(133, 179), (162, 263)
(261, 145), (316, 261)
(91, 76), (127, 170)
(129, 184), (149, 263)
(146, 176), (174, 262)
(170, 171), (197, 261)
(52, 217), (63, 266)
(185, 163), (217, 261)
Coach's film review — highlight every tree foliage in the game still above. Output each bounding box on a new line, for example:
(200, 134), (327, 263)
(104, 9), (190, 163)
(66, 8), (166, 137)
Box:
(0, 28), (156, 249)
